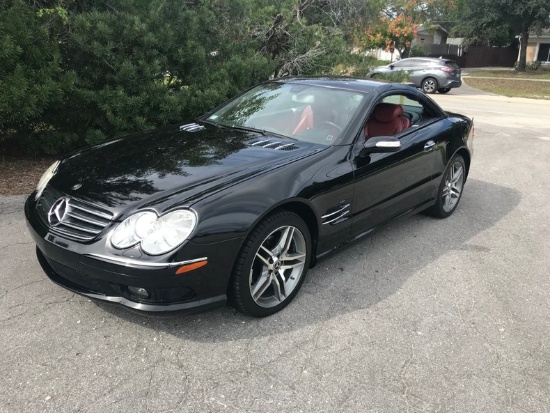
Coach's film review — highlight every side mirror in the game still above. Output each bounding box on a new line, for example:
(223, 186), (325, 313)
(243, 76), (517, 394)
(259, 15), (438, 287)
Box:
(389, 64), (394, 70)
(361, 136), (401, 155)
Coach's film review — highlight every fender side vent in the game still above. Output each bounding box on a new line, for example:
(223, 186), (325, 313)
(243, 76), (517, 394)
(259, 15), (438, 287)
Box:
(321, 203), (351, 225)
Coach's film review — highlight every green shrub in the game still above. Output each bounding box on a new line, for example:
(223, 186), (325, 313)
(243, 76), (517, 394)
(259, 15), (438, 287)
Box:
(372, 71), (411, 83)
(410, 46), (427, 57)
(514, 61), (542, 71)
(1, 0), (367, 156)
(0, 0), (74, 154)
(331, 55), (390, 77)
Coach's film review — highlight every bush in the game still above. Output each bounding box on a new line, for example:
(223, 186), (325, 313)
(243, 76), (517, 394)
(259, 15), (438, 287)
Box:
(331, 55), (390, 77)
(1, 0), (365, 156)
(1, 0), (278, 155)
(513, 60), (542, 71)
(410, 46), (427, 57)
(0, 0), (74, 154)
(373, 71), (411, 83)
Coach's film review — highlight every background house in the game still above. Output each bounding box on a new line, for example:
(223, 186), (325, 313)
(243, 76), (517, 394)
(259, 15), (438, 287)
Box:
(412, 25), (449, 55)
(521, 29), (550, 63)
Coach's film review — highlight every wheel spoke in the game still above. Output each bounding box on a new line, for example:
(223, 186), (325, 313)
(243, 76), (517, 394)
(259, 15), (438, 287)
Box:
(451, 165), (463, 184)
(256, 245), (272, 267)
(276, 226), (295, 255)
(251, 270), (272, 301)
(450, 187), (461, 198)
(280, 252), (306, 270)
(272, 274), (285, 302)
(443, 193), (452, 210)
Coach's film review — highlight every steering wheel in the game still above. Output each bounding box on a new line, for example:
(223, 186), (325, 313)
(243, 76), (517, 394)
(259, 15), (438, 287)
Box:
(317, 121), (343, 142)
(319, 121), (343, 133)
(403, 112), (421, 124)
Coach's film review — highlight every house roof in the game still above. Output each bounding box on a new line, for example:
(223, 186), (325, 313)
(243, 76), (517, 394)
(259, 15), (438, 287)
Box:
(416, 25), (449, 36)
(528, 29), (550, 41)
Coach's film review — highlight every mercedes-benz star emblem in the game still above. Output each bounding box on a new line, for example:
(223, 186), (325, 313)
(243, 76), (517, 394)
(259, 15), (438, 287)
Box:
(48, 198), (70, 226)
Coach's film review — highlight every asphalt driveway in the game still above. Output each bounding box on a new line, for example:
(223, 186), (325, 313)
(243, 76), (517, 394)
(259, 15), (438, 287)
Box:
(1, 86), (549, 413)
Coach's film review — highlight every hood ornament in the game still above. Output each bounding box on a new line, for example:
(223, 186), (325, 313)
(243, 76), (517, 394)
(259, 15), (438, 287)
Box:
(48, 198), (70, 226)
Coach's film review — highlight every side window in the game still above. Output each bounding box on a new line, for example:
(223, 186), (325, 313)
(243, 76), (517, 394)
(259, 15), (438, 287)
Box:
(392, 60), (409, 68)
(363, 94), (439, 141)
(381, 94), (439, 126)
(404, 59), (421, 66)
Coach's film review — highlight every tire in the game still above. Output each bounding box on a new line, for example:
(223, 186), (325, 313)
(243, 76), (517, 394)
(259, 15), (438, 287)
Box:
(421, 77), (438, 94)
(438, 88), (451, 94)
(426, 155), (466, 218)
(230, 210), (311, 317)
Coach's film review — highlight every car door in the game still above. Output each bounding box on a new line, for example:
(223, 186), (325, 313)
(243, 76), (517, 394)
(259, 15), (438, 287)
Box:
(387, 59), (410, 76)
(350, 92), (445, 237)
(406, 59), (431, 86)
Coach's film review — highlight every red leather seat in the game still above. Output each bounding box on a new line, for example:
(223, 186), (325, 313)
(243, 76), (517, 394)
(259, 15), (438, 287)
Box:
(292, 105), (314, 135)
(364, 103), (410, 140)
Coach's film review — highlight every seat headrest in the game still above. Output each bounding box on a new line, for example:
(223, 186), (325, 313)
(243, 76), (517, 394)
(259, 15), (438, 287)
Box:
(374, 103), (404, 123)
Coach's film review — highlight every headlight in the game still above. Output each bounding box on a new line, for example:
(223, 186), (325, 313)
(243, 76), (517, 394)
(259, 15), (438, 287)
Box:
(35, 160), (60, 200)
(111, 209), (197, 255)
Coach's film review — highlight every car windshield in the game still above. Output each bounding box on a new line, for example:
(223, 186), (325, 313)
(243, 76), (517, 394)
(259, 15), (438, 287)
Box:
(205, 82), (366, 145)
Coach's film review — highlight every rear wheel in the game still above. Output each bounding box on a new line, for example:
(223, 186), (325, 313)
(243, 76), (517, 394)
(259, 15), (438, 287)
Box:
(426, 155), (466, 218)
(421, 77), (438, 94)
(230, 211), (311, 317)
(438, 88), (451, 94)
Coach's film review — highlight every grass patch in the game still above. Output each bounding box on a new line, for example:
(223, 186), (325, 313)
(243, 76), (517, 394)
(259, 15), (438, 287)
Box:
(467, 70), (550, 79)
(465, 78), (550, 99)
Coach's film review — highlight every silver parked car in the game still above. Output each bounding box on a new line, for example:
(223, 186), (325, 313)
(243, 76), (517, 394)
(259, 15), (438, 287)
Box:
(367, 57), (462, 94)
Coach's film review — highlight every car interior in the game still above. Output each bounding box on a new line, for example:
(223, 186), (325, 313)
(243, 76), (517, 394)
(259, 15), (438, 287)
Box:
(363, 103), (411, 140)
(243, 88), (365, 144)
(363, 94), (439, 141)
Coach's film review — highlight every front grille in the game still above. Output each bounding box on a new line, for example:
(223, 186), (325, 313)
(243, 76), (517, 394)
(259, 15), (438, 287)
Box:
(36, 188), (114, 241)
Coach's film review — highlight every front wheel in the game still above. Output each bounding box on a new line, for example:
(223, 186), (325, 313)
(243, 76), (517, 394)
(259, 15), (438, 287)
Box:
(426, 155), (466, 218)
(230, 211), (311, 317)
(421, 77), (438, 94)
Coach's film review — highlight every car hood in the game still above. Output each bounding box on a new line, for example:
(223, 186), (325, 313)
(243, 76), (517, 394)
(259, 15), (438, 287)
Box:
(48, 123), (327, 214)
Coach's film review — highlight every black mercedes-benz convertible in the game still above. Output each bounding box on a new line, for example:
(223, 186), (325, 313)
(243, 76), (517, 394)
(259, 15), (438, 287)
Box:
(25, 77), (473, 317)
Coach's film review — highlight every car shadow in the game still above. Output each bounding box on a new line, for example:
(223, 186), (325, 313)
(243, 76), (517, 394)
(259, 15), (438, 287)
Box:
(96, 178), (521, 341)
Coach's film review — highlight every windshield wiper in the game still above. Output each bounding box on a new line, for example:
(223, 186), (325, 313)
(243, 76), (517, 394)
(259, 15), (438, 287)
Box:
(225, 124), (267, 136)
(206, 122), (298, 141)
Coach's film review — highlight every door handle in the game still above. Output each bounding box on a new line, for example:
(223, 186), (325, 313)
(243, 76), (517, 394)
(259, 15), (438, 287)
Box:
(424, 140), (435, 151)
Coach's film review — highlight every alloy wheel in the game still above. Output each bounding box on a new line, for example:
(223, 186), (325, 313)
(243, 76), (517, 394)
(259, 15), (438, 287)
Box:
(249, 225), (307, 308)
(422, 78), (437, 93)
(441, 161), (464, 212)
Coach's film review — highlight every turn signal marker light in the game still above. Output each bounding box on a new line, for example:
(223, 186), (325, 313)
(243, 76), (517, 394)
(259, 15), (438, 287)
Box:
(175, 260), (207, 275)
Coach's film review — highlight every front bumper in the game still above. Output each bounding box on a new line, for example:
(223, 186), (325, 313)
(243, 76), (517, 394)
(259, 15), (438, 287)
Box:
(25, 197), (244, 313)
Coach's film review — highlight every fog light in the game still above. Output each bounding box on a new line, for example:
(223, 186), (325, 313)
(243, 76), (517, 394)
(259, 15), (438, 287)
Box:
(128, 286), (150, 298)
